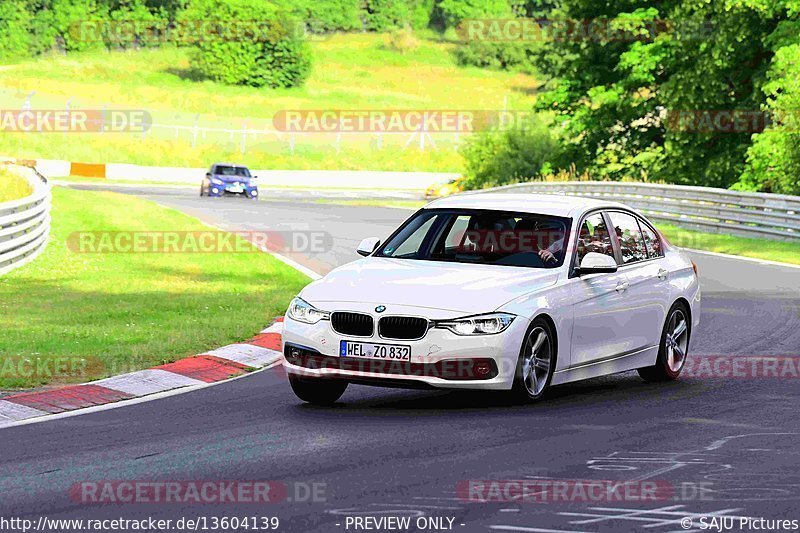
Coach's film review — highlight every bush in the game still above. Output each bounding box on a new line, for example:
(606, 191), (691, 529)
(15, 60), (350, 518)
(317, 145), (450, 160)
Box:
(51, 0), (109, 52)
(386, 25), (420, 54)
(28, 7), (60, 56)
(735, 36), (800, 195)
(436, 0), (510, 29)
(301, 0), (362, 33)
(364, 0), (409, 31)
(460, 116), (561, 189)
(105, 0), (165, 49)
(181, 0), (312, 88)
(0, 1), (32, 60)
(454, 40), (538, 73)
(408, 0), (435, 30)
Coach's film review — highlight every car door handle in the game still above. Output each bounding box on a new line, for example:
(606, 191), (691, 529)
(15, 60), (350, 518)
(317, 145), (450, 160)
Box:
(615, 282), (630, 293)
(657, 268), (668, 280)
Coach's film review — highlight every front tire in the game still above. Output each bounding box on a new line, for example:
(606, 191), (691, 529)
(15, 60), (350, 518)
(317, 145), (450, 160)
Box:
(511, 318), (556, 402)
(638, 302), (691, 382)
(200, 180), (210, 197)
(288, 373), (348, 405)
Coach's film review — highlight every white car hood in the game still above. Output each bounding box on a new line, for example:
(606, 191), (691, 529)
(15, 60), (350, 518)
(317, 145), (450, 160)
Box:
(301, 257), (560, 314)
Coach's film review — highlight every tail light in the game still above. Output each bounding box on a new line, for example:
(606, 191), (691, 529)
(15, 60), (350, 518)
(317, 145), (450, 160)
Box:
(691, 260), (698, 276)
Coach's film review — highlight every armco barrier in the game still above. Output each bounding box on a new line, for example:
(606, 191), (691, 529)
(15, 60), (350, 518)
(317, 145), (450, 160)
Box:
(0, 162), (51, 275)
(478, 181), (800, 241)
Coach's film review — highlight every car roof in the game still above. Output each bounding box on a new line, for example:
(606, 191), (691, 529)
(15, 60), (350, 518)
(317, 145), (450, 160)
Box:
(424, 192), (630, 218)
(211, 162), (249, 168)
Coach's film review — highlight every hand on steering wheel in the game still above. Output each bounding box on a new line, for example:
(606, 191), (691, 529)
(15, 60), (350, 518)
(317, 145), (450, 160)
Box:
(538, 249), (556, 264)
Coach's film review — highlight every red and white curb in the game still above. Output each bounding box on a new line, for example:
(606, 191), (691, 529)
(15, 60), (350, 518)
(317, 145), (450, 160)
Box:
(0, 318), (284, 428)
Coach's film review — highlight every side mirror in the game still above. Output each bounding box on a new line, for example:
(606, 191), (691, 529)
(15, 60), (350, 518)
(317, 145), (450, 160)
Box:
(205, 172), (212, 178)
(357, 237), (380, 257)
(252, 175), (258, 179)
(576, 252), (618, 275)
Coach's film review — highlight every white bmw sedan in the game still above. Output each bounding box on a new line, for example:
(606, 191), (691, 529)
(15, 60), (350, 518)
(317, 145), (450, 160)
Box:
(282, 193), (701, 404)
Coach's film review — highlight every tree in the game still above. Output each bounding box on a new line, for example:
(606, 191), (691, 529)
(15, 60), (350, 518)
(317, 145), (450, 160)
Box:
(180, 0), (312, 88)
(535, 0), (791, 188)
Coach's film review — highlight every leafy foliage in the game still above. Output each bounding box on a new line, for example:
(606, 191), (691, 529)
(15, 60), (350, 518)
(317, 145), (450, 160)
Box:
(460, 118), (561, 189)
(180, 0), (312, 88)
(364, 0), (410, 31)
(0, 1), (33, 60)
(737, 22), (800, 194)
(436, 0), (510, 28)
(531, 0), (800, 192)
(454, 40), (538, 73)
(290, 0), (363, 33)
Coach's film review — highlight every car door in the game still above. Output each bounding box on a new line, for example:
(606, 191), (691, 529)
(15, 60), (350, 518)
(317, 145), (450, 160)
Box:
(568, 211), (635, 368)
(606, 211), (670, 353)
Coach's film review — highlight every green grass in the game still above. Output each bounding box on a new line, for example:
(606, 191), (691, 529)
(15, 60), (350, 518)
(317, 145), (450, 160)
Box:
(0, 34), (539, 172)
(0, 169), (33, 202)
(0, 187), (310, 389)
(657, 223), (800, 265)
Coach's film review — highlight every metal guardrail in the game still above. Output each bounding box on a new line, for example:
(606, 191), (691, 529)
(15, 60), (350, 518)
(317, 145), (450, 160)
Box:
(0, 163), (51, 275)
(481, 181), (800, 241)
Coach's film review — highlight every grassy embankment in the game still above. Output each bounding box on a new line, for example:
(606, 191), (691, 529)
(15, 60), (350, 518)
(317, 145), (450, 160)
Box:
(0, 187), (309, 389)
(0, 34), (539, 174)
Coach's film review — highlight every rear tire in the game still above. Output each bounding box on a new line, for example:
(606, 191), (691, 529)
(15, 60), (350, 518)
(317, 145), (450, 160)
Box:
(638, 302), (691, 382)
(288, 373), (348, 405)
(510, 318), (556, 402)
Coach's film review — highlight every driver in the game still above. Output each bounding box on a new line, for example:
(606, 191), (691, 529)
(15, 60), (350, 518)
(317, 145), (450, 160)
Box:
(515, 218), (565, 264)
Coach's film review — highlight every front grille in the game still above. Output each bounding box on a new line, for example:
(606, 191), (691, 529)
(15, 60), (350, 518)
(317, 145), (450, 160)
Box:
(379, 316), (429, 340)
(331, 311), (374, 336)
(285, 343), (498, 381)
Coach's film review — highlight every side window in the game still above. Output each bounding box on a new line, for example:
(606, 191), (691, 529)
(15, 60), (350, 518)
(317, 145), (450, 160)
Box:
(639, 219), (664, 258)
(608, 212), (648, 264)
(576, 213), (614, 265)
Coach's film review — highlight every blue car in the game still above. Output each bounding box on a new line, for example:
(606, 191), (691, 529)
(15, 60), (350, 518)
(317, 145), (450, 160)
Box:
(200, 163), (259, 199)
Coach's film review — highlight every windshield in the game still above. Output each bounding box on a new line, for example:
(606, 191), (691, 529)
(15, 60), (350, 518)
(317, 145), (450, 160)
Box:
(214, 165), (251, 177)
(377, 209), (571, 268)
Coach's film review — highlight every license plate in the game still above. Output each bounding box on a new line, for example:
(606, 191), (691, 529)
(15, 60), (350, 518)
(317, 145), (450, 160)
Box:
(227, 185), (244, 193)
(339, 340), (411, 361)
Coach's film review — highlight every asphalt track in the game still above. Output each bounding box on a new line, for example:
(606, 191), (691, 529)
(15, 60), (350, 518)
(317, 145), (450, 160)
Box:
(1, 185), (799, 533)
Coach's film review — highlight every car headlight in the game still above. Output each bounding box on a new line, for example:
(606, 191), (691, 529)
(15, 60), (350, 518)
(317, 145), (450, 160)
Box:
(287, 297), (330, 324)
(210, 178), (223, 185)
(434, 313), (516, 335)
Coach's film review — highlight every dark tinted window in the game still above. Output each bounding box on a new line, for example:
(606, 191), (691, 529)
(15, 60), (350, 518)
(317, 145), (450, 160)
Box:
(378, 210), (570, 268)
(214, 165), (251, 177)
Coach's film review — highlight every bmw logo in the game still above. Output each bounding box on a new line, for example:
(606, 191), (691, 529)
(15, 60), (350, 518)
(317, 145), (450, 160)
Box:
(375, 305), (386, 313)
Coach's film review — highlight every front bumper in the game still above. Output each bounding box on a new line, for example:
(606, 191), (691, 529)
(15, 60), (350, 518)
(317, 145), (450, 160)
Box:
(208, 182), (258, 197)
(281, 310), (528, 390)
